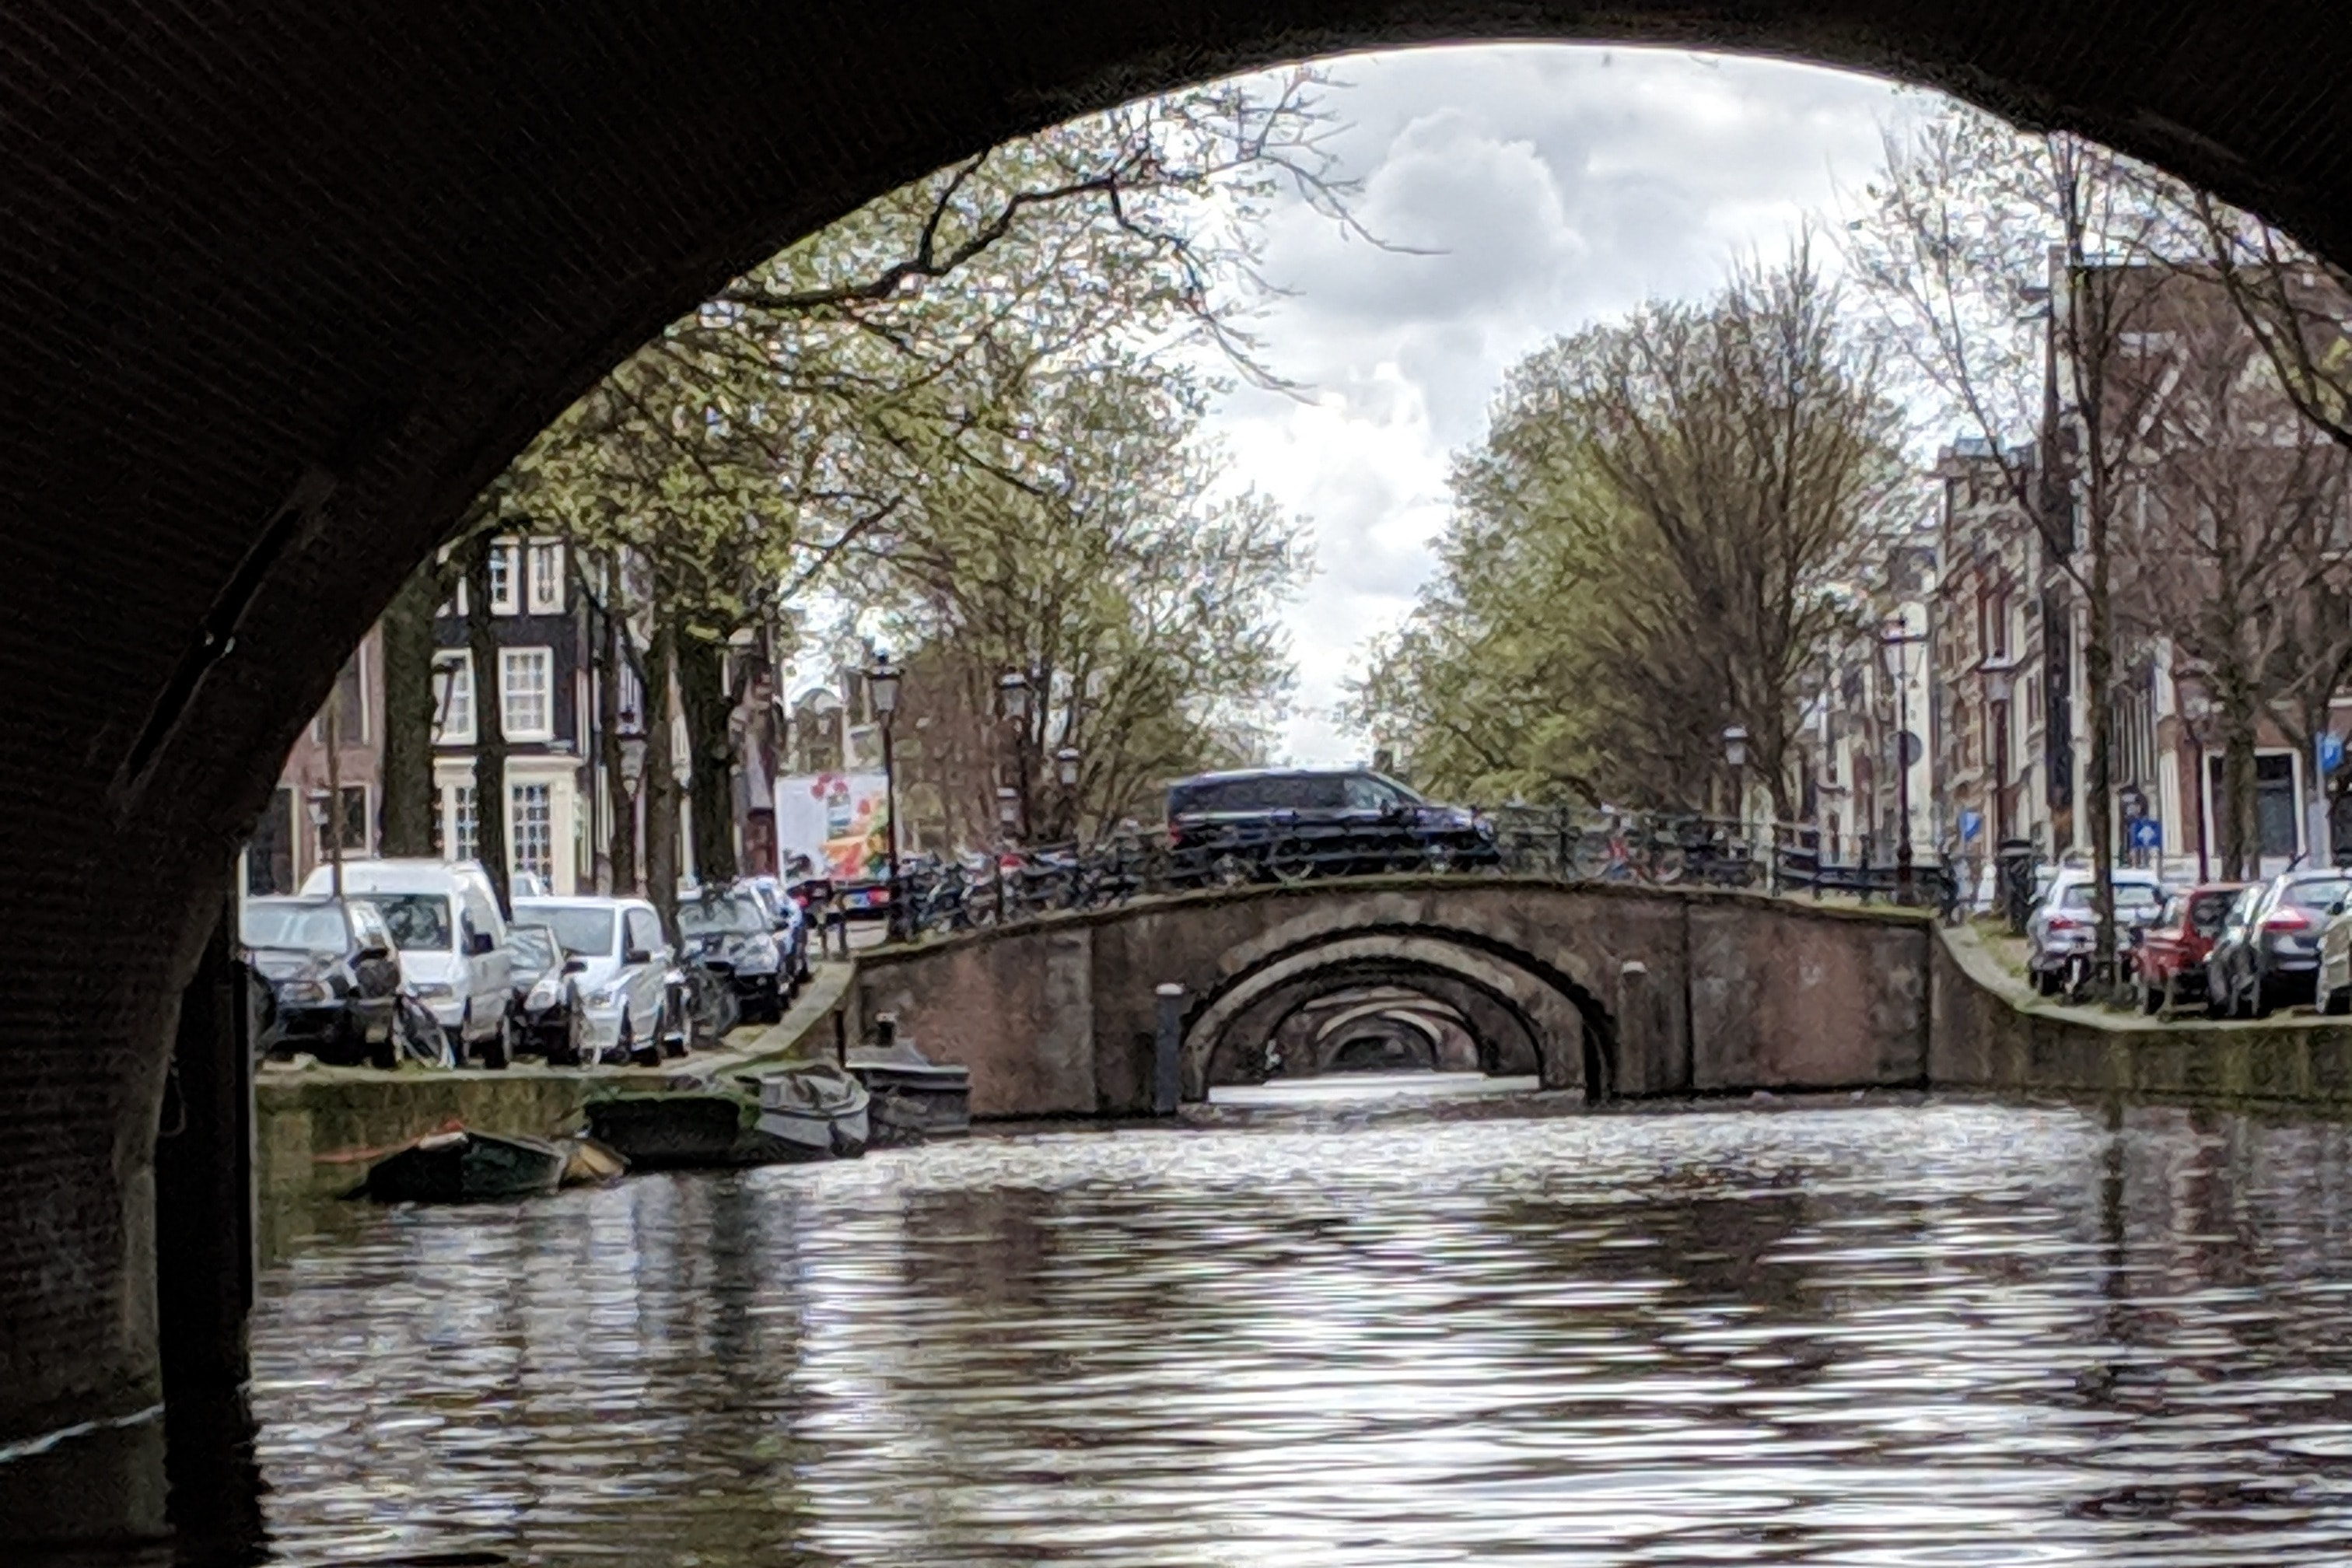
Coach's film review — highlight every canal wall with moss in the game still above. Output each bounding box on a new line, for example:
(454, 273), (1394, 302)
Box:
(1930, 925), (2352, 1109)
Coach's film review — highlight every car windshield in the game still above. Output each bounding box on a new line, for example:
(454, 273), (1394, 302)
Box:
(2284, 878), (2351, 912)
(508, 926), (559, 975)
(678, 894), (765, 936)
(525, 907), (615, 956)
(2187, 891), (2238, 936)
(356, 893), (453, 952)
(2058, 883), (2163, 916)
(240, 901), (348, 950)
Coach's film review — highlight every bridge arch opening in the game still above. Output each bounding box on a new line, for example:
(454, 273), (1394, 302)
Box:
(7, 5), (2351, 1548)
(1181, 925), (1613, 1099)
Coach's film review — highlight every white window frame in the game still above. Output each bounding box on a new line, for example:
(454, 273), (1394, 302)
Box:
(510, 782), (554, 883)
(526, 539), (565, 614)
(432, 651), (474, 746)
(502, 647), (555, 741)
(488, 542), (520, 616)
(443, 782), (478, 865)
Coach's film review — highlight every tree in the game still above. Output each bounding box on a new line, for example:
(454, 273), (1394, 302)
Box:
(1353, 247), (1904, 817)
(1847, 107), (2173, 992)
(865, 358), (1306, 838)
(378, 71), (1354, 877)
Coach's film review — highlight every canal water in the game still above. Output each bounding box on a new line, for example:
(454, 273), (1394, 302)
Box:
(251, 1101), (2352, 1565)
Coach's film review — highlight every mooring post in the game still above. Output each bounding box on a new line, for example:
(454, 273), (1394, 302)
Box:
(1153, 982), (1185, 1115)
(1611, 959), (1648, 1099)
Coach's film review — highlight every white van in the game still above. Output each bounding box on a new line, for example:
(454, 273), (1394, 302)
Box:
(302, 859), (513, 1058)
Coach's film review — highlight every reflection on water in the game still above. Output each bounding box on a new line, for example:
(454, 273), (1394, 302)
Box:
(248, 1102), (2352, 1565)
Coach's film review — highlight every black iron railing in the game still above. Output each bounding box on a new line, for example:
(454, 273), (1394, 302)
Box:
(876, 807), (1963, 944)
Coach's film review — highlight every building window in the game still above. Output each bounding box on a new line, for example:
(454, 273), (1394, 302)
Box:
(488, 543), (520, 615)
(502, 648), (553, 740)
(446, 785), (478, 864)
(511, 783), (553, 884)
(527, 541), (565, 614)
(432, 652), (474, 745)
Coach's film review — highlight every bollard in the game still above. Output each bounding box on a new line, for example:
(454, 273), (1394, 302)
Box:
(1153, 982), (1185, 1115)
(1608, 960), (1646, 1099)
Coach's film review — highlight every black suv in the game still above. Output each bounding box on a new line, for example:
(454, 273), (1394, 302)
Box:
(1165, 768), (1496, 884)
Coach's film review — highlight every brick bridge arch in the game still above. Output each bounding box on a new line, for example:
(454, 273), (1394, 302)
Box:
(855, 879), (1932, 1118)
(5, 2), (2347, 1544)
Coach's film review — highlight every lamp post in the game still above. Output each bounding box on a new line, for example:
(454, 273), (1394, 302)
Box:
(1055, 744), (1080, 841)
(306, 789), (341, 899)
(998, 670), (1031, 844)
(1881, 613), (1928, 903)
(2176, 663), (2213, 883)
(867, 658), (902, 919)
(1721, 724), (1749, 830)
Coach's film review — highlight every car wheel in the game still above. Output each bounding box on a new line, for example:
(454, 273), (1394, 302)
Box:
(2139, 976), (2162, 1015)
(2326, 986), (2351, 1017)
(2252, 975), (2276, 1020)
(483, 1012), (512, 1071)
(2033, 968), (2057, 998)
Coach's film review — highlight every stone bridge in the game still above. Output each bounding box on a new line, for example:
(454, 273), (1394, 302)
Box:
(854, 878), (1934, 1117)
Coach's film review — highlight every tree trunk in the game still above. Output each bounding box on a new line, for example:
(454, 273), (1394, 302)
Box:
(2221, 699), (2260, 879)
(644, 614), (681, 947)
(675, 628), (738, 885)
(2084, 496), (2119, 994)
(377, 563), (441, 856)
(597, 551), (636, 894)
(464, 537), (511, 919)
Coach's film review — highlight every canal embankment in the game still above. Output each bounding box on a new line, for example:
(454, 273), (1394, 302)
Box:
(1932, 922), (2352, 1110)
(256, 960), (859, 1209)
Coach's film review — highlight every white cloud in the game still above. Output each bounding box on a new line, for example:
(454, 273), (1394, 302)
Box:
(1193, 45), (1932, 761)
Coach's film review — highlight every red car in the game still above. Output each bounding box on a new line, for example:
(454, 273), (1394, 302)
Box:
(2130, 882), (2251, 1013)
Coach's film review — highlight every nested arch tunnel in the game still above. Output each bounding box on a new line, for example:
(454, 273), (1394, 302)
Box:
(1180, 929), (1609, 1095)
(1, 0), (2347, 1545)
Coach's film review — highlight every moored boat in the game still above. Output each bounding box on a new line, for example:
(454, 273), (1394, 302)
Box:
(362, 1126), (569, 1202)
(584, 1092), (753, 1168)
(753, 1061), (870, 1159)
(845, 1017), (970, 1146)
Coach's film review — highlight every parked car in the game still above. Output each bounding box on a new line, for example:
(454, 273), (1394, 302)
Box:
(514, 895), (670, 1064)
(505, 922), (571, 1057)
(2025, 868), (2167, 996)
(744, 874), (813, 987)
(1164, 767), (1498, 884)
(677, 887), (788, 1023)
(303, 859), (513, 1062)
(240, 896), (404, 1064)
(2206, 869), (2352, 1017)
(2129, 883), (2249, 1013)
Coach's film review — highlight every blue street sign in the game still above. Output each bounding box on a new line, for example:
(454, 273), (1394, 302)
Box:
(2321, 732), (2344, 775)
(2129, 817), (2162, 851)
(1958, 809), (1983, 843)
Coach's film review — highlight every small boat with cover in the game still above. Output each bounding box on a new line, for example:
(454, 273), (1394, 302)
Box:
(754, 1059), (870, 1159)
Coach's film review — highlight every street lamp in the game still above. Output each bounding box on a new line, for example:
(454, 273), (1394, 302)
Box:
(1881, 614), (1927, 902)
(867, 659), (903, 915)
(998, 670), (1031, 842)
(2176, 661), (2214, 882)
(1055, 744), (1081, 842)
(1721, 725), (1748, 835)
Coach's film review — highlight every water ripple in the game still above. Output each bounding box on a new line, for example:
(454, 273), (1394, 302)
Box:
(248, 1101), (2352, 1565)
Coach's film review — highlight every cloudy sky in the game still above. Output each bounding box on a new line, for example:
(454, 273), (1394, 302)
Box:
(1206, 46), (1937, 762)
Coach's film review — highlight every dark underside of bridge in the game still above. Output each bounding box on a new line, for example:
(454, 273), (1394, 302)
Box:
(5, 0), (2352, 1549)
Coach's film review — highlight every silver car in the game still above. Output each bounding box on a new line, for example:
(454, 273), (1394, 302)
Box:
(2025, 868), (2167, 996)
(513, 896), (671, 1064)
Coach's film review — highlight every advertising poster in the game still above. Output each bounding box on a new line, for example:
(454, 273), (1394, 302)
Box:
(776, 772), (891, 883)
